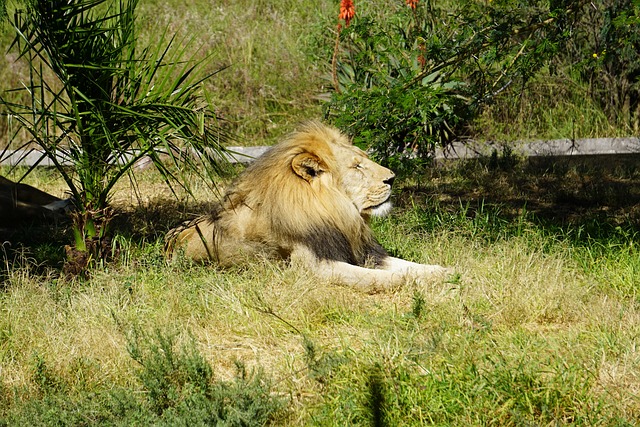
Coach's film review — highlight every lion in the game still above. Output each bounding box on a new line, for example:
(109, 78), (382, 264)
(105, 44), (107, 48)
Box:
(0, 175), (71, 224)
(165, 122), (449, 292)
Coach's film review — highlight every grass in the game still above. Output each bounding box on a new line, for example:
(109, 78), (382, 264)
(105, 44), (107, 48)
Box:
(1, 159), (640, 425)
(0, 0), (335, 148)
(470, 71), (634, 141)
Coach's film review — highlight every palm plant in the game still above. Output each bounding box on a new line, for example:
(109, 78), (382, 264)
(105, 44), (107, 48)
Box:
(0, 0), (231, 267)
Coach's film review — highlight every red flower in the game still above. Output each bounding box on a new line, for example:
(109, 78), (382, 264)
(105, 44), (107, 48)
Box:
(339, 0), (355, 27)
(406, 0), (419, 9)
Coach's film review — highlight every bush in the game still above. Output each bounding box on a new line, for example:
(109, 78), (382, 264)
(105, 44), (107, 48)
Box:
(0, 0), (232, 271)
(324, 0), (616, 170)
(326, 2), (475, 174)
(127, 328), (286, 425)
(0, 329), (285, 426)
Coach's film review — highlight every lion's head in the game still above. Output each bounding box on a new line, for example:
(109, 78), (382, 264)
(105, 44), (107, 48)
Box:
(221, 122), (395, 264)
(228, 121), (395, 218)
(320, 126), (395, 218)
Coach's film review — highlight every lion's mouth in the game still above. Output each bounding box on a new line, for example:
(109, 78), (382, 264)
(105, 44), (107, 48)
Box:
(367, 198), (393, 217)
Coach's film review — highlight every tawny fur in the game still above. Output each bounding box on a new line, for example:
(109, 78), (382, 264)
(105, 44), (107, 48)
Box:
(166, 122), (448, 292)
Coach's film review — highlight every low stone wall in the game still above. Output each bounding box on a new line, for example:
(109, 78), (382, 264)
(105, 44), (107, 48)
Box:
(2, 137), (639, 167)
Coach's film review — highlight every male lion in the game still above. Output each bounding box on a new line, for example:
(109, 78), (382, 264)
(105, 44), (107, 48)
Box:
(165, 122), (448, 292)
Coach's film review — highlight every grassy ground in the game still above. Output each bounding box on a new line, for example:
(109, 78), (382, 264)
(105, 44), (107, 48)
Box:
(1, 158), (639, 425)
(0, 0), (334, 148)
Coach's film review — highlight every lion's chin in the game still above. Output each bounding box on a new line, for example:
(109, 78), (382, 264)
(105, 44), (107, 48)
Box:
(366, 201), (393, 217)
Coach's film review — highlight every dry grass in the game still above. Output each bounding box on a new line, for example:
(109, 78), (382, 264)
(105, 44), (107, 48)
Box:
(1, 163), (640, 424)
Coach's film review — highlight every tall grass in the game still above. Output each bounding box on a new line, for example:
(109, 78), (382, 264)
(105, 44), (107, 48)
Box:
(134, 0), (336, 144)
(0, 0), (335, 148)
(471, 71), (633, 142)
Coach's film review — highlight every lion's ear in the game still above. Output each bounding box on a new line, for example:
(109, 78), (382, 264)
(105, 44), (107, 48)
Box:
(292, 152), (327, 181)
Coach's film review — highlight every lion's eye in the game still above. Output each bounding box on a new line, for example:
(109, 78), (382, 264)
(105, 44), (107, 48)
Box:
(354, 163), (363, 170)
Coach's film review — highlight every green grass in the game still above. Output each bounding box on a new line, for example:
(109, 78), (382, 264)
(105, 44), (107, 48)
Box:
(2, 161), (640, 425)
(471, 71), (634, 142)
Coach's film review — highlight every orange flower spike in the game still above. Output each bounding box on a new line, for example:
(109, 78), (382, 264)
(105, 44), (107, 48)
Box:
(339, 0), (355, 27)
(406, 0), (419, 9)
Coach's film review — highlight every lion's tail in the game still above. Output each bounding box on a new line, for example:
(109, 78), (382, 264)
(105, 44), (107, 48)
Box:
(164, 216), (209, 259)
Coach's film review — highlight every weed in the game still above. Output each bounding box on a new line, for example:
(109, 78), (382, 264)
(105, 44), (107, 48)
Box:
(410, 291), (426, 319)
(1, 327), (285, 425)
(127, 327), (284, 424)
(31, 355), (63, 396)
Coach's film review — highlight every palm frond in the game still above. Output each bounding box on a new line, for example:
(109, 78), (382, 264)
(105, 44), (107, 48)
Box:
(1, 0), (231, 213)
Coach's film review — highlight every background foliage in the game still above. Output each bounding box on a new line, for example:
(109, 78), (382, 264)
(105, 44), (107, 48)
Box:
(326, 0), (640, 170)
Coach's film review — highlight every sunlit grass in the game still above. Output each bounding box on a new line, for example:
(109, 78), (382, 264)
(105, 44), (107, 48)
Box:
(1, 164), (639, 424)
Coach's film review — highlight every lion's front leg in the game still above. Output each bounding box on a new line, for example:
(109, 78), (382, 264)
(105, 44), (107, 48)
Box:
(292, 248), (450, 293)
(289, 247), (397, 292)
(316, 260), (410, 293)
(318, 259), (449, 293)
(381, 256), (450, 277)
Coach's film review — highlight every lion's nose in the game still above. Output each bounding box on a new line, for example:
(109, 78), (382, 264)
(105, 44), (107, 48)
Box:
(384, 174), (395, 187)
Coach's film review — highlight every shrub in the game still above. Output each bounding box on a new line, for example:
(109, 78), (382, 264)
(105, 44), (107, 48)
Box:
(0, 0), (231, 270)
(325, 0), (591, 171)
(0, 329), (285, 426)
(127, 328), (285, 425)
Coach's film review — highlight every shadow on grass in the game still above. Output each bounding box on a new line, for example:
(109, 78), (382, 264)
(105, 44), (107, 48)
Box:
(0, 198), (217, 280)
(397, 153), (640, 243)
(109, 198), (219, 241)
